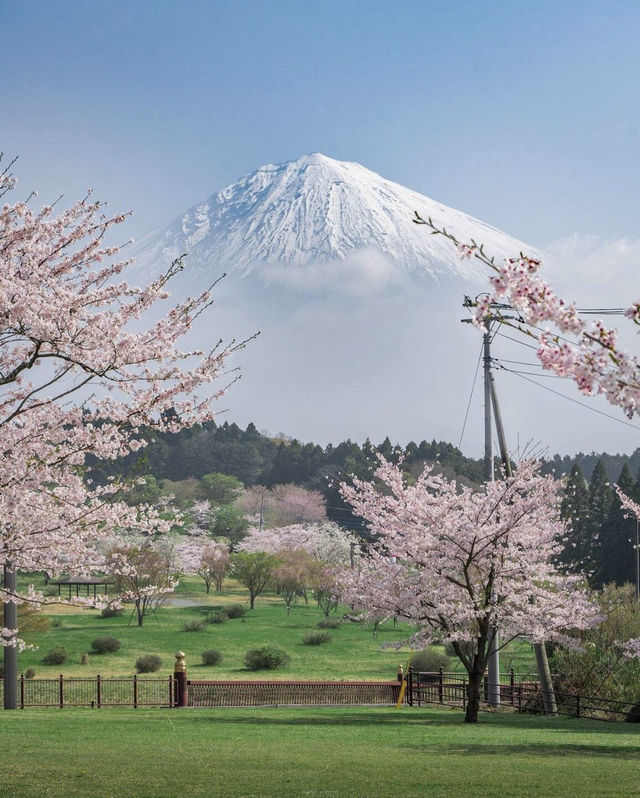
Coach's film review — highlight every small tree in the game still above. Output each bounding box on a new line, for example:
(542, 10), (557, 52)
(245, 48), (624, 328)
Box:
(230, 551), (276, 609)
(272, 550), (316, 614)
(197, 473), (243, 505)
(197, 543), (230, 594)
(106, 540), (177, 626)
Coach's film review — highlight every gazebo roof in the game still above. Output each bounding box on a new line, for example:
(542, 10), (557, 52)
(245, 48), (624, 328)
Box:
(51, 576), (114, 586)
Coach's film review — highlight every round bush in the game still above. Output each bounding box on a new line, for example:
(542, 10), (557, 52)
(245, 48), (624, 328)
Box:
(24, 668), (36, 680)
(205, 611), (227, 624)
(135, 654), (162, 673)
(182, 619), (205, 632)
(303, 631), (332, 645)
(244, 645), (290, 671)
(201, 649), (223, 666)
(100, 605), (123, 618)
(225, 604), (247, 619)
(80, 653), (89, 666)
(317, 618), (341, 629)
(410, 647), (451, 674)
(41, 647), (68, 666)
(90, 637), (121, 654)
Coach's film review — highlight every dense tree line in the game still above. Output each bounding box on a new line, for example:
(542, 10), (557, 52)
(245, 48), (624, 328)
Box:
(559, 459), (640, 588)
(90, 421), (485, 533)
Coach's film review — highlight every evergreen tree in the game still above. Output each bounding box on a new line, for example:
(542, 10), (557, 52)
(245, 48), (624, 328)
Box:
(559, 463), (592, 576)
(601, 464), (636, 586)
(588, 460), (615, 587)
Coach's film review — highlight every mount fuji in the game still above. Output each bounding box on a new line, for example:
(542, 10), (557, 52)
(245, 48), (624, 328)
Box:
(131, 155), (638, 458)
(134, 153), (536, 287)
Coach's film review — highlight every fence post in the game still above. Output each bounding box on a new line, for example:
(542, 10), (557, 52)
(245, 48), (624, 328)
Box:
(576, 694), (580, 719)
(462, 679), (467, 711)
(407, 667), (413, 707)
(483, 672), (488, 703)
(133, 674), (138, 709)
(97, 674), (101, 709)
(174, 651), (188, 708)
(510, 668), (515, 706)
(59, 674), (64, 709)
(438, 667), (444, 704)
(518, 684), (523, 713)
(20, 673), (24, 710)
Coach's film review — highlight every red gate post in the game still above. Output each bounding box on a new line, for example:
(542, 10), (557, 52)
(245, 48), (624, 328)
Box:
(174, 651), (188, 707)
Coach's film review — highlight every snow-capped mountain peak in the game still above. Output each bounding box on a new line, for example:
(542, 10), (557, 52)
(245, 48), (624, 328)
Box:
(134, 154), (538, 282)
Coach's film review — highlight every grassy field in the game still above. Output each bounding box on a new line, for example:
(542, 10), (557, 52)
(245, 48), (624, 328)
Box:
(15, 575), (536, 680)
(1, 706), (639, 797)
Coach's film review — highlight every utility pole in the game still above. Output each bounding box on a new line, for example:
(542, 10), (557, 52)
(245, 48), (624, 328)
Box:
(489, 372), (557, 715)
(3, 562), (17, 710)
(463, 297), (557, 715)
(483, 321), (499, 707)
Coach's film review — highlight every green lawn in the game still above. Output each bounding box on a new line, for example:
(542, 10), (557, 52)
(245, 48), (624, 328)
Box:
(1, 706), (638, 797)
(16, 575), (536, 680)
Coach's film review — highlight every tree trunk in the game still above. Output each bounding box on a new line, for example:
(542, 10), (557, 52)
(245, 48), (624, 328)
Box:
(249, 592), (255, 609)
(464, 667), (484, 723)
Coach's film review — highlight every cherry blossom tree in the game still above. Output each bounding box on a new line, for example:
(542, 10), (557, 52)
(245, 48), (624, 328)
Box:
(0, 158), (246, 673)
(196, 542), (230, 594)
(340, 458), (598, 723)
(105, 538), (178, 626)
(237, 521), (356, 566)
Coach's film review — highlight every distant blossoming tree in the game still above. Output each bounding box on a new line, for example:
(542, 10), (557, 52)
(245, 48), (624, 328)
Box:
(237, 521), (356, 566)
(340, 458), (598, 723)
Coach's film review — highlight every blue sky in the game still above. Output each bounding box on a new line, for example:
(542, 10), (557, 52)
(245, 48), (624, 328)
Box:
(4, 1), (640, 455)
(4, 0), (640, 246)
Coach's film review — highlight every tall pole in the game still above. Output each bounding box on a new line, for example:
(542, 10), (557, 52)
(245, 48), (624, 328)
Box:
(484, 322), (499, 707)
(635, 518), (640, 601)
(3, 562), (18, 710)
(489, 372), (557, 716)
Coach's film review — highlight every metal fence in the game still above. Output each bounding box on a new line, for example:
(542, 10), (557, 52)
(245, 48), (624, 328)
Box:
(407, 669), (640, 722)
(188, 680), (402, 707)
(0, 675), (175, 708)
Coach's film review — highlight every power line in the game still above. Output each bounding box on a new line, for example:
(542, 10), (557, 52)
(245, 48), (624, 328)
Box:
(496, 367), (640, 433)
(458, 341), (484, 450)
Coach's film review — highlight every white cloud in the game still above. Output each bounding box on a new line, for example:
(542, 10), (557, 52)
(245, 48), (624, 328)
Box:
(261, 248), (408, 297)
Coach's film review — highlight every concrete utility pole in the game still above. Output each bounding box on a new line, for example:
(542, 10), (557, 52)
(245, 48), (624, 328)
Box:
(3, 563), (17, 710)
(464, 297), (557, 715)
(483, 322), (500, 707)
(489, 373), (557, 715)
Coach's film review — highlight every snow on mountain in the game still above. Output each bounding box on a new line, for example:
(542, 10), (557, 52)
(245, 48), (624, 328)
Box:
(133, 153), (539, 285)
(128, 155), (636, 459)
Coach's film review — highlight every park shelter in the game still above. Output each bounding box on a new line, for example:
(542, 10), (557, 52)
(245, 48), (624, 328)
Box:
(51, 576), (113, 599)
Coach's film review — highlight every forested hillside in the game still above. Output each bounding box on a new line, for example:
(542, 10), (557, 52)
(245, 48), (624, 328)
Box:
(91, 420), (640, 588)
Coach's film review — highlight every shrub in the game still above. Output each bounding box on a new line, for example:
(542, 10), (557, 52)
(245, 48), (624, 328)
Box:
(41, 647), (68, 666)
(244, 645), (290, 671)
(201, 649), (223, 666)
(135, 654), (162, 673)
(444, 640), (475, 661)
(44, 585), (59, 597)
(205, 611), (227, 624)
(303, 631), (332, 645)
(80, 653), (89, 666)
(24, 668), (36, 679)
(226, 604), (247, 619)
(182, 619), (205, 632)
(50, 618), (62, 628)
(100, 605), (123, 618)
(410, 647), (451, 674)
(626, 701), (640, 723)
(90, 637), (121, 654)
(317, 618), (341, 629)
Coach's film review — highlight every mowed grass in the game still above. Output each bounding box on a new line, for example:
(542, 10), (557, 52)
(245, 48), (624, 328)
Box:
(1, 706), (639, 798)
(17, 575), (535, 680)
